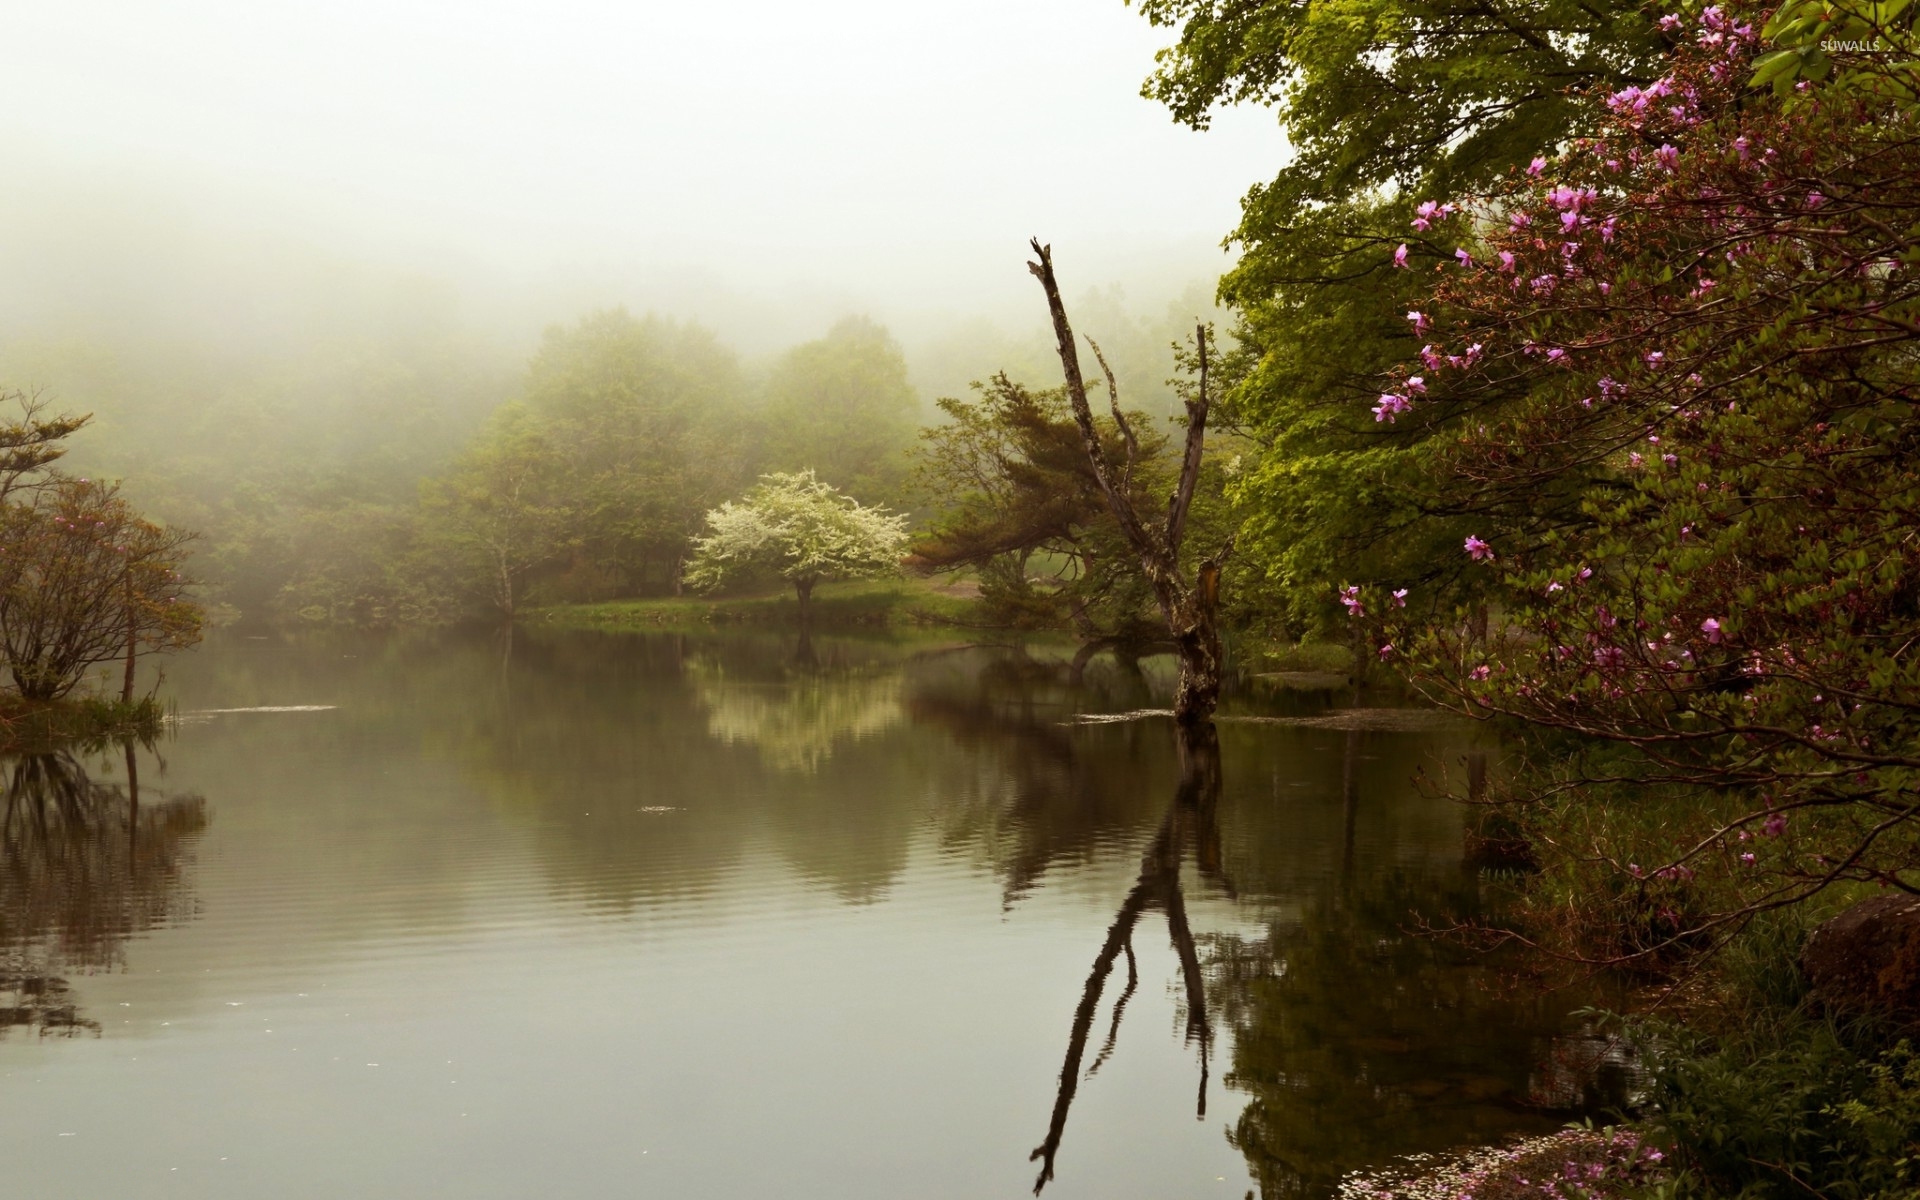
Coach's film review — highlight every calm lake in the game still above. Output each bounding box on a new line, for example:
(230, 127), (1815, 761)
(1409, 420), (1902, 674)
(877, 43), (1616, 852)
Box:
(0, 629), (1611, 1198)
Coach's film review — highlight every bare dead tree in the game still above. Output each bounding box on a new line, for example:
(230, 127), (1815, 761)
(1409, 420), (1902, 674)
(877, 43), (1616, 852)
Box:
(1027, 241), (1234, 726)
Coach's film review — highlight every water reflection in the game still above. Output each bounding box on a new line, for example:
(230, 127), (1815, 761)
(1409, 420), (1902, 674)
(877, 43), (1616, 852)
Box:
(0, 743), (207, 1036)
(1029, 724), (1226, 1194)
(440, 632), (1604, 1192)
(37, 629), (1611, 1199)
(689, 650), (904, 774)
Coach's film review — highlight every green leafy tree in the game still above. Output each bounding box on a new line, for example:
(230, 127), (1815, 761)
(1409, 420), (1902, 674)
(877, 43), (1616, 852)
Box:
(0, 478), (200, 701)
(760, 316), (919, 502)
(1131, 0), (1669, 633)
(418, 404), (570, 620)
(685, 471), (908, 617)
(1368, 7), (1920, 958)
(522, 309), (753, 596)
(910, 373), (1166, 638)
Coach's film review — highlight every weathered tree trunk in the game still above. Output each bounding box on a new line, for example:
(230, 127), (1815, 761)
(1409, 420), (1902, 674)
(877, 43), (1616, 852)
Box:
(1028, 241), (1233, 727)
(122, 568), (136, 705)
(793, 575), (816, 619)
(495, 549), (515, 621)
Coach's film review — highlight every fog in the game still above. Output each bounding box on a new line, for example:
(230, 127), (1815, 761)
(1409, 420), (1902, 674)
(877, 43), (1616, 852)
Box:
(5, 0), (1283, 366)
(0, 0), (1288, 625)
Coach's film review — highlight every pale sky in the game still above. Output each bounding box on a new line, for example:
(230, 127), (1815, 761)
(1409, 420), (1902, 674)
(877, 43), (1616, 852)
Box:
(2, 0), (1285, 350)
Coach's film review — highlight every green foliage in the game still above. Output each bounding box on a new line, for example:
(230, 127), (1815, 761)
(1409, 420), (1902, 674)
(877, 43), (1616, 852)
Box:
(7, 332), (514, 619)
(518, 308), (754, 596)
(1752, 0), (1919, 95)
(910, 374), (1166, 637)
(760, 316), (919, 502)
(1131, 0), (1667, 633)
(1641, 1014), (1920, 1198)
(1364, 18), (1920, 941)
(415, 402), (572, 619)
(0, 478), (199, 701)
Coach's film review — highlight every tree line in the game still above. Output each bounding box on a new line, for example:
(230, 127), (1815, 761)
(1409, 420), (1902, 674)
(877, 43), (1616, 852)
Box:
(254, 310), (921, 624)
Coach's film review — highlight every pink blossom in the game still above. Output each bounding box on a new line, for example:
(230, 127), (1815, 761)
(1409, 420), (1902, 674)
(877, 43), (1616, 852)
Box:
(1378, 642), (1396, 660)
(1411, 201), (1455, 232)
(1455, 248), (1473, 267)
(1469, 665), (1491, 681)
(1497, 250), (1515, 273)
(1510, 211), (1532, 231)
(1762, 812), (1788, 837)
(1339, 585), (1365, 617)
(1392, 588), (1408, 608)
(1404, 375), (1426, 394)
(1654, 144), (1680, 171)
(1740, 852), (1756, 864)
(1407, 310), (1430, 332)
(1373, 393), (1412, 422)
(1806, 191), (1826, 210)
(1701, 617), (1723, 644)
(1527, 156), (1547, 176)
(1393, 243), (1408, 268)
(1464, 535), (1493, 561)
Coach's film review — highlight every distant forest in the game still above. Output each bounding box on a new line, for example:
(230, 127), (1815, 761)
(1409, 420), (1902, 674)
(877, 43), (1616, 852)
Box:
(0, 284), (1217, 626)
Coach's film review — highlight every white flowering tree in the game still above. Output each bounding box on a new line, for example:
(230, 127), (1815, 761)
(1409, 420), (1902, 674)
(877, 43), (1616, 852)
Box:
(684, 471), (907, 617)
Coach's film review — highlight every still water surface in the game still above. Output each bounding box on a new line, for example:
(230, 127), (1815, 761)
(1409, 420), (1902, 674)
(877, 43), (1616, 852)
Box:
(0, 630), (1602, 1198)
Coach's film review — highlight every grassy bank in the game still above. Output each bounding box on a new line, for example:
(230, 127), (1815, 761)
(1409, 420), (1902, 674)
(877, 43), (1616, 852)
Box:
(525, 575), (982, 632)
(0, 694), (168, 752)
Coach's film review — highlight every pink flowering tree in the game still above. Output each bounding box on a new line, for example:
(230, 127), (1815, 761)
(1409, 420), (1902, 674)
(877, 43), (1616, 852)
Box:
(1374, 0), (1920, 960)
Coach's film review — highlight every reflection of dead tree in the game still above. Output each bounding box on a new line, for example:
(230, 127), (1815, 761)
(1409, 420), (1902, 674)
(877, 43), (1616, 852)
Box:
(1030, 725), (1227, 1194)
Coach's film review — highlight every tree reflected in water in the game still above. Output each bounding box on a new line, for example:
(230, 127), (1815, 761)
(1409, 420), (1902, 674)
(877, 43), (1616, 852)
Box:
(164, 628), (1616, 1194)
(688, 650), (904, 774)
(1028, 722), (1228, 1194)
(0, 743), (207, 1036)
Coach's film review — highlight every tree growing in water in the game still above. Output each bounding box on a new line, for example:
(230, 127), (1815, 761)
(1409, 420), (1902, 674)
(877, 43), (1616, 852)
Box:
(684, 471), (907, 618)
(0, 479), (200, 701)
(1026, 241), (1233, 726)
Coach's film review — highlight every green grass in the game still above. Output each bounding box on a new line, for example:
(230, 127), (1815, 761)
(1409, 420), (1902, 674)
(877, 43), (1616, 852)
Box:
(0, 693), (168, 752)
(525, 575), (981, 632)
(1239, 638), (1356, 675)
